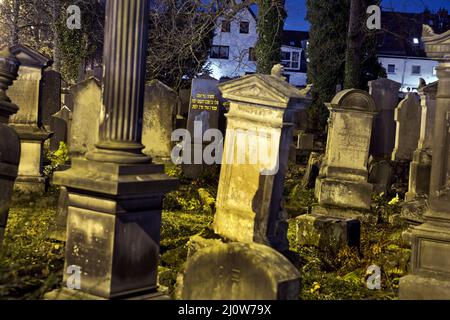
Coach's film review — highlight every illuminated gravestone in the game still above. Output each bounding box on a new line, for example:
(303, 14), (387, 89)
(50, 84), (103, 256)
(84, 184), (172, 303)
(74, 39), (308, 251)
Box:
(406, 82), (437, 201)
(8, 44), (52, 194)
(212, 69), (310, 251)
(399, 25), (450, 300)
(0, 47), (20, 250)
(142, 80), (178, 161)
(45, 0), (177, 300)
(67, 77), (102, 158)
(391, 93), (422, 161)
(183, 77), (226, 178)
(179, 67), (307, 300)
(297, 90), (377, 252)
(368, 78), (401, 158)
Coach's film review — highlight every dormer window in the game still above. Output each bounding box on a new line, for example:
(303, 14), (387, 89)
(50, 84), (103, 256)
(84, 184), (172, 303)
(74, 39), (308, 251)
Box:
(240, 21), (249, 34)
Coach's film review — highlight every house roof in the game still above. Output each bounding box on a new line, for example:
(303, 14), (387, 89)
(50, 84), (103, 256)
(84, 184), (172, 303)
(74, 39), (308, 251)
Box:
(282, 30), (309, 48)
(377, 10), (449, 58)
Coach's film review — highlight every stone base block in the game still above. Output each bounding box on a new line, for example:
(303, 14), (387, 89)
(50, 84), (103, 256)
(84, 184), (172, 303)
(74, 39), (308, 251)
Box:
(296, 213), (360, 253)
(14, 175), (46, 194)
(400, 200), (426, 225)
(44, 287), (170, 300)
(399, 275), (450, 300)
(312, 204), (372, 221)
(315, 177), (372, 210)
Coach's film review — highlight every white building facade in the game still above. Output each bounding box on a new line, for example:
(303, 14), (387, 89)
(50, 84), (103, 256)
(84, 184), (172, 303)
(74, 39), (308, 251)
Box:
(207, 6), (308, 87)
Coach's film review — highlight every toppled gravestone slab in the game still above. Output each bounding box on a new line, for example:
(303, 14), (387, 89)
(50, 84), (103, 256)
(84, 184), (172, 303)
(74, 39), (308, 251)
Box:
(178, 239), (300, 300)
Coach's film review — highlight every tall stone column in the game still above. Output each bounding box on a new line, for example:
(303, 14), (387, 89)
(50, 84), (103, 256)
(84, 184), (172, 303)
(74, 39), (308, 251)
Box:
(0, 47), (21, 250)
(46, 0), (177, 300)
(399, 25), (450, 300)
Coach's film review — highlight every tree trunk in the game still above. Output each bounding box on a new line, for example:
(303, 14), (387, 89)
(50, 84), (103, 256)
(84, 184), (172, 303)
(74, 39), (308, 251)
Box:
(11, 0), (20, 45)
(52, 0), (61, 71)
(344, 0), (363, 89)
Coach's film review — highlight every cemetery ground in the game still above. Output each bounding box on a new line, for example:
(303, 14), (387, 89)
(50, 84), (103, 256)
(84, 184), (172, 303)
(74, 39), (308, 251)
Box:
(0, 146), (410, 300)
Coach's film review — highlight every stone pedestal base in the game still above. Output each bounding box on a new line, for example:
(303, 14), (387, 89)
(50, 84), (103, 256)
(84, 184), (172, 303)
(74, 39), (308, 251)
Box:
(296, 213), (360, 253)
(53, 158), (178, 299)
(399, 275), (450, 300)
(14, 175), (46, 194)
(315, 177), (373, 210)
(312, 204), (372, 221)
(44, 287), (170, 300)
(399, 216), (450, 299)
(405, 149), (431, 202)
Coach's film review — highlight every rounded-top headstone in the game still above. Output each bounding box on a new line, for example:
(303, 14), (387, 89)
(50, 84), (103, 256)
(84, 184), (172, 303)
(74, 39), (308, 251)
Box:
(328, 89), (376, 113)
(181, 242), (300, 300)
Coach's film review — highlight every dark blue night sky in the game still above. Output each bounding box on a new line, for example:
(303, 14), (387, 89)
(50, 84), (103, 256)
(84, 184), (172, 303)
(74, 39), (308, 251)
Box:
(285, 0), (450, 31)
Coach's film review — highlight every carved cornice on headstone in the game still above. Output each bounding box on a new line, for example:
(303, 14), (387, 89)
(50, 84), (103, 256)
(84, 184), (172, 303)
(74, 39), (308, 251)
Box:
(10, 44), (52, 69)
(422, 25), (450, 60)
(219, 74), (311, 109)
(326, 89), (377, 114)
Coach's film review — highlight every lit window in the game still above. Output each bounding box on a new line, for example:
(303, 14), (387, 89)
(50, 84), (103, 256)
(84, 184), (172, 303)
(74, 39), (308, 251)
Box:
(387, 64), (396, 74)
(240, 21), (249, 34)
(412, 65), (421, 75)
(433, 66), (437, 76)
(413, 38), (419, 45)
(221, 20), (230, 33)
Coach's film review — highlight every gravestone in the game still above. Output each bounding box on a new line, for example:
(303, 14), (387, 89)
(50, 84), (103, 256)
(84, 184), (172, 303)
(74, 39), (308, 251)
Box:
(180, 241), (300, 300)
(392, 93), (421, 161)
(8, 44), (52, 194)
(0, 47), (21, 250)
(142, 80), (178, 161)
(369, 79), (401, 158)
(50, 106), (72, 151)
(406, 82), (438, 201)
(399, 25), (450, 300)
(213, 67), (310, 251)
(183, 77), (226, 178)
(41, 69), (62, 128)
(298, 90), (377, 252)
(68, 77), (102, 158)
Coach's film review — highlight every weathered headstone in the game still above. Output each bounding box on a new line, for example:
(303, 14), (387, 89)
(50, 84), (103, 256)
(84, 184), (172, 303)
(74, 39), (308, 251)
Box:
(49, 106), (72, 151)
(40, 69), (62, 128)
(44, 0), (177, 300)
(297, 90), (377, 251)
(406, 82), (438, 201)
(368, 159), (394, 195)
(213, 68), (310, 251)
(142, 80), (178, 161)
(180, 241), (300, 300)
(0, 47), (20, 250)
(8, 44), (52, 194)
(369, 79), (401, 158)
(392, 93), (421, 161)
(399, 25), (450, 300)
(67, 77), (102, 158)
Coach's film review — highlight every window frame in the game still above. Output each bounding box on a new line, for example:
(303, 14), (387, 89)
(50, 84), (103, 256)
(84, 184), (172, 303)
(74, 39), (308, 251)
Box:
(239, 21), (250, 34)
(248, 47), (256, 61)
(411, 65), (421, 75)
(221, 20), (231, 33)
(281, 50), (301, 70)
(387, 64), (396, 74)
(210, 45), (230, 60)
